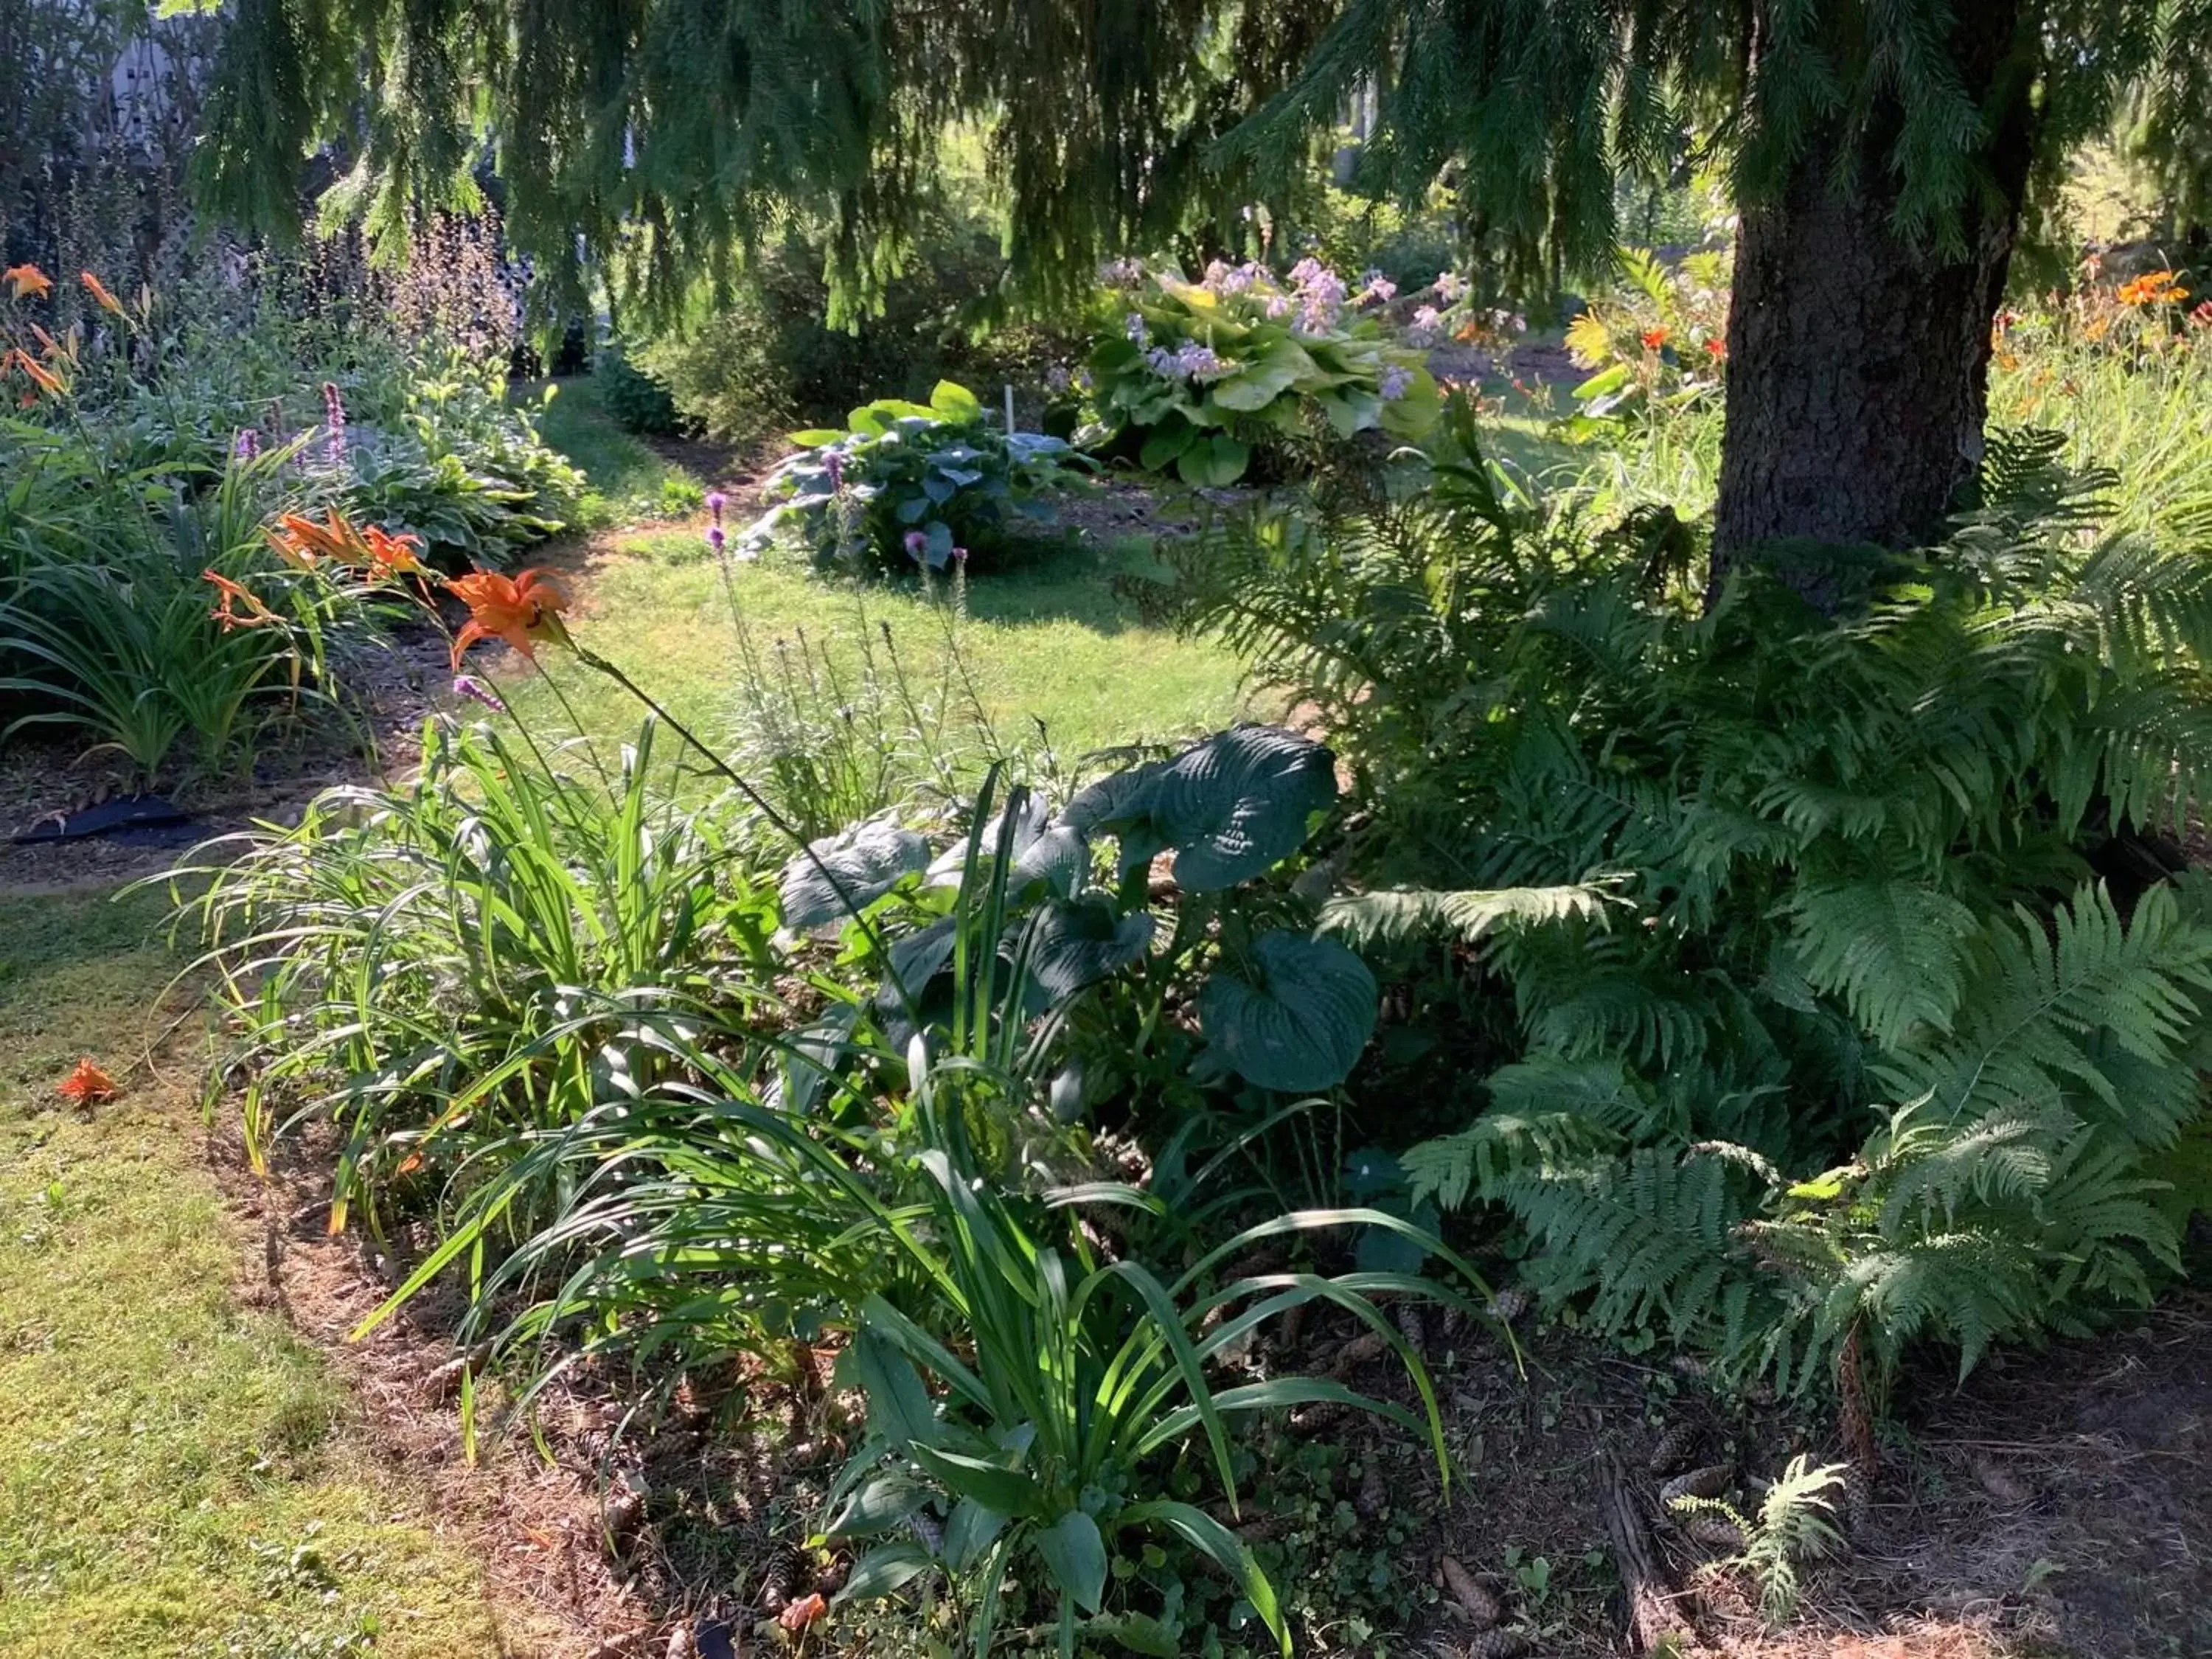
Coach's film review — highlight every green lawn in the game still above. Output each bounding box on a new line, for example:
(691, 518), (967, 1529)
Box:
(0, 891), (505, 1659)
(526, 375), (706, 527)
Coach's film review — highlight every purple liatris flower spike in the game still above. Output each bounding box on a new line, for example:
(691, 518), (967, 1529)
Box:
(824, 451), (844, 490)
(452, 674), (508, 714)
(706, 490), (727, 522)
(232, 427), (260, 461)
(320, 380), (347, 468)
(904, 530), (929, 560)
(707, 524), (727, 556)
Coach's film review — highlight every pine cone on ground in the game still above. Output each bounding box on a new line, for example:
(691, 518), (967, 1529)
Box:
(1355, 1461), (1389, 1520)
(1460, 1629), (1530, 1659)
(1484, 1287), (1531, 1324)
(1647, 1422), (1700, 1475)
(1660, 1463), (1733, 1503)
(1684, 1513), (1747, 1551)
(1437, 1556), (1501, 1628)
(1395, 1300), (1429, 1356)
(757, 1547), (799, 1613)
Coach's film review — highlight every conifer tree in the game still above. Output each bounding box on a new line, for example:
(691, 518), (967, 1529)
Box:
(192, 1), (2212, 580)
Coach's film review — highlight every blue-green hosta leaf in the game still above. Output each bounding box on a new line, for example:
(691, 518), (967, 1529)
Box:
(1148, 726), (1337, 891)
(877, 917), (959, 1010)
(1061, 760), (1166, 838)
(1025, 899), (1155, 1002)
(1199, 931), (1378, 1093)
(780, 821), (929, 932)
(1035, 1509), (1109, 1615)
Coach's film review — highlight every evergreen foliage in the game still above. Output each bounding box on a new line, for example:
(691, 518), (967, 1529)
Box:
(189, 2), (2212, 307)
(1162, 406), (2212, 1392)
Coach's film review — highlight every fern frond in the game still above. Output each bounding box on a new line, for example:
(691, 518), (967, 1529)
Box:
(1318, 879), (1629, 950)
(1784, 879), (1980, 1048)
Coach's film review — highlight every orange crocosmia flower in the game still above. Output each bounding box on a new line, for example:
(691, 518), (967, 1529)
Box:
(58, 1057), (118, 1105)
(4, 262), (52, 301)
(777, 1593), (828, 1632)
(1640, 326), (1669, 350)
(80, 271), (125, 316)
(206, 568), (281, 631)
(447, 568), (571, 669)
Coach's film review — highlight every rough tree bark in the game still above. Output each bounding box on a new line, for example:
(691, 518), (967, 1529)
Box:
(1709, 2), (2038, 594)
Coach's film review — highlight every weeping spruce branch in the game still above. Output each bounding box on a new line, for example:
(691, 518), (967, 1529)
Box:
(192, 0), (2212, 557)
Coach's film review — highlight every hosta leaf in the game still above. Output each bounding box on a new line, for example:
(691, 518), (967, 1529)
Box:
(1148, 726), (1337, 891)
(929, 380), (984, 422)
(1199, 931), (1378, 1092)
(780, 820), (929, 931)
(1025, 898), (1155, 1002)
(1177, 432), (1250, 487)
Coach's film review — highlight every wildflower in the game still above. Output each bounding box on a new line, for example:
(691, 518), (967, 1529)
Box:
(707, 524), (728, 556)
(58, 1057), (117, 1105)
(778, 1593), (828, 1632)
(4, 263), (52, 301)
(1124, 312), (1150, 345)
(80, 271), (125, 316)
(1433, 271), (1466, 303)
(451, 673), (508, 714)
(446, 568), (571, 669)
(1380, 364), (1413, 400)
(1357, 271), (1397, 305)
(1411, 304), (1442, 333)
(1641, 326), (1669, 351)
(232, 427), (261, 462)
(824, 450), (845, 489)
(206, 569), (281, 631)
(706, 490), (727, 521)
(1265, 292), (1293, 319)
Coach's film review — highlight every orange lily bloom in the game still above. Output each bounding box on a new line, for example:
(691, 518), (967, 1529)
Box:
(4, 347), (63, 395)
(3, 263), (52, 301)
(80, 271), (125, 316)
(265, 508), (355, 569)
(58, 1057), (118, 1105)
(206, 568), (282, 631)
(361, 524), (427, 580)
(1640, 326), (1669, 350)
(447, 568), (571, 669)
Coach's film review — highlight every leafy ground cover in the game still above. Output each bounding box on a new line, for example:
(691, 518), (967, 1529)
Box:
(0, 889), (507, 1658)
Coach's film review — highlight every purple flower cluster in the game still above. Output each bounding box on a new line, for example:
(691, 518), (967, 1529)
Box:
(452, 674), (508, 714)
(1356, 271), (1397, 305)
(1380, 364), (1414, 401)
(232, 427), (261, 462)
(320, 380), (347, 468)
(1145, 341), (1234, 382)
(1433, 271), (1467, 303)
(1124, 312), (1150, 346)
(1287, 258), (1348, 332)
(1411, 305), (1444, 336)
(1201, 259), (1263, 296)
(706, 490), (728, 557)
(1099, 257), (1147, 288)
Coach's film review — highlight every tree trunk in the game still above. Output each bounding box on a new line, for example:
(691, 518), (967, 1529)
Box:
(1709, 3), (2037, 595)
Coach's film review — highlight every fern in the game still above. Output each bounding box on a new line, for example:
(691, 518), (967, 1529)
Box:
(1318, 880), (1628, 950)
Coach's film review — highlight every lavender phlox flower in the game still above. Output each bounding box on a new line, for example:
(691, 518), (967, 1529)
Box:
(452, 674), (508, 714)
(1044, 364), (1071, 396)
(1380, 364), (1413, 400)
(1125, 312), (1150, 345)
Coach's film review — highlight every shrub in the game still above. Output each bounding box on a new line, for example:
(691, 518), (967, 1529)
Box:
(741, 380), (1091, 573)
(592, 341), (686, 437)
(1164, 408), (2212, 1400)
(1087, 260), (1441, 486)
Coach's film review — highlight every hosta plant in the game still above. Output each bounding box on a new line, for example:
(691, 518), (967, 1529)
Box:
(1087, 260), (1441, 486)
(742, 379), (1090, 573)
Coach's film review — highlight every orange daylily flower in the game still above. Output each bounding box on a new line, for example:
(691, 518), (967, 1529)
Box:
(1640, 326), (1669, 350)
(80, 271), (125, 316)
(3, 262), (52, 301)
(2116, 270), (2188, 307)
(777, 1593), (828, 1632)
(361, 524), (427, 580)
(58, 1057), (118, 1105)
(265, 508), (355, 569)
(447, 568), (571, 669)
(206, 568), (282, 631)
(4, 347), (63, 395)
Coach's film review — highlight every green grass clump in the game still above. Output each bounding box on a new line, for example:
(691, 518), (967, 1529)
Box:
(0, 891), (504, 1659)
(491, 529), (1259, 776)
